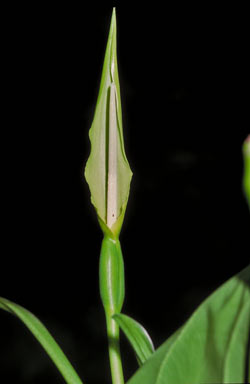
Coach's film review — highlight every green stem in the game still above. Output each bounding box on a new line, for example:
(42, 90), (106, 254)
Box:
(99, 235), (125, 384)
(106, 313), (124, 384)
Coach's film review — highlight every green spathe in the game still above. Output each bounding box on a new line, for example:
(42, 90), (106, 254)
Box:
(85, 8), (132, 235)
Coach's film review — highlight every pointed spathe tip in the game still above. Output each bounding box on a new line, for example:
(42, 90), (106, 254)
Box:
(108, 7), (117, 65)
(111, 7), (117, 27)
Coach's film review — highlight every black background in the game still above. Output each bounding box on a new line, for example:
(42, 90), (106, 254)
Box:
(1, 5), (249, 383)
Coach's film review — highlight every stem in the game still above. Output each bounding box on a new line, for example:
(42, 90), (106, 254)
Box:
(99, 236), (125, 384)
(106, 313), (124, 384)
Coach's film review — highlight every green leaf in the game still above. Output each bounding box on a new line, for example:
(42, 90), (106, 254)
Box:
(0, 297), (83, 384)
(127, 265), (250, 384)
(243, 135), (250, 209)
(113, 313), (154, 366)
(84, 8), (132, 237)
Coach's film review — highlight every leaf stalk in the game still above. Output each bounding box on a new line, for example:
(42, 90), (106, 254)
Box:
(106, 313), (125, 384)
(99, 235), (125, 384)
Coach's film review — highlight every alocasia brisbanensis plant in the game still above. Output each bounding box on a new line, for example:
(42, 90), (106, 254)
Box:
(0, 8), (249, 384)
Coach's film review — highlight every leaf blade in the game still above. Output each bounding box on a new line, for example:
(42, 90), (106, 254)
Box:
(113, 313), (154, 366)
(224, 298), (250, 382)
(127, 265), (250, 384)
(0, 297), (83, 384)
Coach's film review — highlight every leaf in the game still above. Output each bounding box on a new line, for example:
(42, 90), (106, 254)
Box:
(243, 135), (250, 209)
(84, 8), (132, 236)
(127, 265), (250, 384)
(0, 297), (83, 384)
(113, 313), (155, 366)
